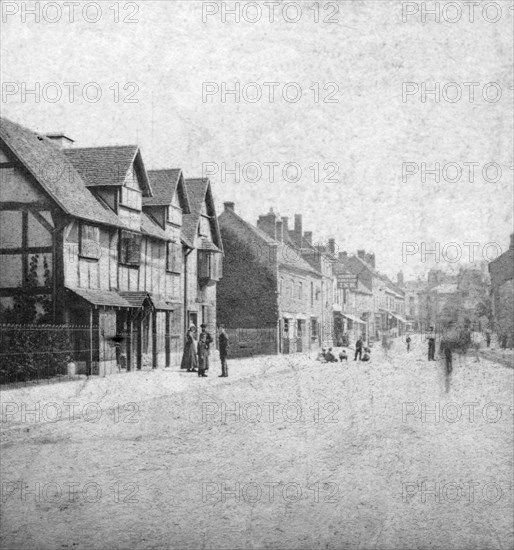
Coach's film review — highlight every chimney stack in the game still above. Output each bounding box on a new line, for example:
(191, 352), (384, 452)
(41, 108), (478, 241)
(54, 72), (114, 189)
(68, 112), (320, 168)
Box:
(357, 249), (365, 259)
(257, 208), (277, 240)
(339, 251), (348, 262)
(397, 271), (404, 286)
(224, 202), (235, 212)
(294, 214), (303, 245)
(303, 231), (312, 246)
(328, 238), (336, 255)
(275, 220), (284, 242)
(281, 217), (289, 242)
(365, 253), (376, 268)
(46, 132), (74, 149)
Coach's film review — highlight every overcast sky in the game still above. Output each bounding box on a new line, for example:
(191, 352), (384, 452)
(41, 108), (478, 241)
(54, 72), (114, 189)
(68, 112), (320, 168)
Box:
(1, 0), (512, 279)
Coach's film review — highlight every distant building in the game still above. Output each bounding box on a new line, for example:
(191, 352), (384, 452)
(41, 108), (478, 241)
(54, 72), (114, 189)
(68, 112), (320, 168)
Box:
(489, 234), (514, 346)
(217, 204), (327, 356)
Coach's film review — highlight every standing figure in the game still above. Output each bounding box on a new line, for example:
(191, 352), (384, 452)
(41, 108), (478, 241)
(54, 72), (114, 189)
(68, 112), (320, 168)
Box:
(406, 335), (411, 352)
(218, 326), (229, 377)
(427, 328), (436, 361)
(354, 337), (363, 361)
(485, 330), (491, 348)
(181, 324), (198, 372)
(441, 341), (453, 374)
(197, 324), (213, 377)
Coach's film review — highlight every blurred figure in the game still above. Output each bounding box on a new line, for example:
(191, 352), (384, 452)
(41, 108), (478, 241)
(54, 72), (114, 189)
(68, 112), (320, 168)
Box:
(218, 326), (229, 377)
(325, 348), (338, 362)
(485, 330), (491, 348)
(316, 348), (327, 362)
(406, 335), (411, 352)
(354, 337), (363, 361)
(197, 324), (213, 377)
(427, 327), (436, 361)
(338, 349), (348, 362)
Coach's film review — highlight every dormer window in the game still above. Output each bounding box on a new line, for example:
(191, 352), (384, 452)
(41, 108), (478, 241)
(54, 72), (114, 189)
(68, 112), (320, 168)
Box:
(120, 185), (142, 211)
(167, 205), (182, 226)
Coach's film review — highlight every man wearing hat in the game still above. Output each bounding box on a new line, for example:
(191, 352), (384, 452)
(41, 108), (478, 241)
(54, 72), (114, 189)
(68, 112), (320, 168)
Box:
(197, 323), (213, 377)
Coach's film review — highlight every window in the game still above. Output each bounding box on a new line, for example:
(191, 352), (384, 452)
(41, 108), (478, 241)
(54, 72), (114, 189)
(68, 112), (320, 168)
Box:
(280, 278), (284, 296)
(80, 223), (100, 260)
(289, 280), (294, 301)
(311, 282), (314, 306)
(167, 205), (182, 226)
(298, 282), (303, 300)
(198, 251), (222, 283)
(119, 230), (142, 266)
(166, 241), (182, 273)
(120, 185), (142, 211)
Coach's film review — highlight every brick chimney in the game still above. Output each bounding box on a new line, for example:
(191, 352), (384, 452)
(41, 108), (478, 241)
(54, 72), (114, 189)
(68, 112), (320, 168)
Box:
(224, 202), (235, 212)
(46, 132), (74, 149)
(303, 231), (312, 246)
(397, 271), (404, 286)
(328, 238), (336, 255)
(275, 220), (284, 242)
(357, 250), (365, 259)
(257, 208), (277, 240)
(281, 217), (289, 241)
(339, 251), (348, 262)
(293, 214), (303, 245)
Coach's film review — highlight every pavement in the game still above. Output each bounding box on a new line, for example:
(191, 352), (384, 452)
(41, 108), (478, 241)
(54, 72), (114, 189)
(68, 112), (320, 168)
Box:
(0, 338), (513, 550)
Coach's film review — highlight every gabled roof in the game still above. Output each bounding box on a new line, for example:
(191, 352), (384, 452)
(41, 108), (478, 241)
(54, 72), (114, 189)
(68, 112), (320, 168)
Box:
(144, 169), (190, 212)
(218, 207), (322, 277)
(0, 117), (126, 229)
(182, 178), (223, 251)
(64, 145), (152, 196)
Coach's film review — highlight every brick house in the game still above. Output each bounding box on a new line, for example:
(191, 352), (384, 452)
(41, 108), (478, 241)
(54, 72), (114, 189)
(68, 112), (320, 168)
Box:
(0, 117), (222, 375)
(217, 203), (324, 356)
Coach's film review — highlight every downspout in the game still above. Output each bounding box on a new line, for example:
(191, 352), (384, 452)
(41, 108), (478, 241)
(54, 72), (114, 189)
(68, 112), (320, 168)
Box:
(183, 247), (194, 334)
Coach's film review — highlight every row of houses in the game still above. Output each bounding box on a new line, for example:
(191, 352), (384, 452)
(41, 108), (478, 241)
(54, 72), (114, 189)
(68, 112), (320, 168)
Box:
(0, 117), (222, 375)
(216, 203), (407, 356)
(0, 117), (407, 374)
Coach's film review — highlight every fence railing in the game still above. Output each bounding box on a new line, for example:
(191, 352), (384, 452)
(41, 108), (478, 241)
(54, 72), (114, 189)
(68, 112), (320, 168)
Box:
(0, 323), (95, 387)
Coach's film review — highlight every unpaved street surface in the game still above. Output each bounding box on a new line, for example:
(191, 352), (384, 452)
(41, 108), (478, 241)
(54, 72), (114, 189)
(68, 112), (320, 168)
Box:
(1, 339), (513, 550)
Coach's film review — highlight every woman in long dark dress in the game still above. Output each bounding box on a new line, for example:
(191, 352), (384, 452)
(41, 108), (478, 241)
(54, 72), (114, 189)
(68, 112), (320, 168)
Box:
(180, 324), (198, 372)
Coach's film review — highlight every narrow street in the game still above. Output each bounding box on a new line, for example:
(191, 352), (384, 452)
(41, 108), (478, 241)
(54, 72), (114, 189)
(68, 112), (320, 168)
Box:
(1, 338), (513, 550)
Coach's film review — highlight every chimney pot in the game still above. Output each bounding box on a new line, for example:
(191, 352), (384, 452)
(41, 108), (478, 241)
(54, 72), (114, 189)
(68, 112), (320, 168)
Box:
(328, 238), (336, 255)
(224, 202), (235, 212)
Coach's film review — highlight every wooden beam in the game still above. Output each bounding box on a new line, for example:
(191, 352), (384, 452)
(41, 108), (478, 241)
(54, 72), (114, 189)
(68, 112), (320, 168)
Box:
(29, 209), (55, 232)
(0, 246), (53, 255)
(0, 202), (51, 211)
(22, 211), (28, 283)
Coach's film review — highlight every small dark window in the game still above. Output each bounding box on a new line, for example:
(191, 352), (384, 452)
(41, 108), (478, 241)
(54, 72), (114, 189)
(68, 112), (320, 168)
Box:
(166, 241), (182, 273)
(119, 230), (141, 266)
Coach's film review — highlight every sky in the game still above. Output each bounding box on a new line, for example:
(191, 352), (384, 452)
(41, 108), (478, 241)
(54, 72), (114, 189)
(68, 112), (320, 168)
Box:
(1, 0), (513, 279)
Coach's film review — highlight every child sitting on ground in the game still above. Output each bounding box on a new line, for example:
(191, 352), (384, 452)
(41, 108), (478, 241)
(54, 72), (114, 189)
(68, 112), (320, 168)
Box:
(325, 348), (338, 362)
(339, 349), (348, 362)
(316, 348), (327, 363)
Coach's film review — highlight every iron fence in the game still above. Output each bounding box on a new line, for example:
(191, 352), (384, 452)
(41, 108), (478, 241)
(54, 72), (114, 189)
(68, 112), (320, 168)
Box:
(0, 323), (95, 387)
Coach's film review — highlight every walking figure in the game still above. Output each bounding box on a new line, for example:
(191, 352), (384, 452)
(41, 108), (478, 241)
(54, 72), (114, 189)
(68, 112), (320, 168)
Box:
(406, 335), (411, 352)
(354, 337), (363, 361)
(485, 330), (491, 348)
(427, 328), (436, 361)
(218, 326), (229, 377)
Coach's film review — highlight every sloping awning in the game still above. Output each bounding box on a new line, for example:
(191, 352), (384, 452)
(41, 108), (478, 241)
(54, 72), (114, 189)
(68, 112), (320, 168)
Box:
(66, 287), (135, 308)
(118, 291), (152, 308)
(389, 312), (408, 324)
(342, 313), (366, 325)
(198, 239), (221, 252)
(149, 294), (181, 311)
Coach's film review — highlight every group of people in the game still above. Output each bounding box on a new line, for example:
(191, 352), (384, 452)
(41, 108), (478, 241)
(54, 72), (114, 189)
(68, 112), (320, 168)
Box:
(180, 324), (229, 378)
(316, 337), (371, 363)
